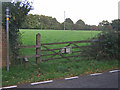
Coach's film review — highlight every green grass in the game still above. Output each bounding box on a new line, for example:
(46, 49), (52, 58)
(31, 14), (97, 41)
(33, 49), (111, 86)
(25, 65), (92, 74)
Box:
(2, 29), (119, 87)
(2, 58), (119, 87)
(20, 29), (99, 44)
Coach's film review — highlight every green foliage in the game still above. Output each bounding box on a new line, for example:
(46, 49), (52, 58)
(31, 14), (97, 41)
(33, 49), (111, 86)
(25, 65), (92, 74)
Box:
(98, 20), (114, 31)
(83, 30), (119, 60)
(63, 18), (74, 30)
(2, 1), (32, 65)
(76, 19), (85, 25)
(111, 19), (120, 31)
(65, 18), (74, 24)
(21, 14), (62, 30)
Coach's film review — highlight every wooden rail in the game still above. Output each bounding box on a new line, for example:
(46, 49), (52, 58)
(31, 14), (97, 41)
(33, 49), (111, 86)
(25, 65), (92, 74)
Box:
(41, 40), (90, 45)
(20, 45), (40, 48)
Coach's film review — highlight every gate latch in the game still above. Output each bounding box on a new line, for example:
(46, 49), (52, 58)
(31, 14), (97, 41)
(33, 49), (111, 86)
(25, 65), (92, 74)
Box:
(60, 47), (72, 54)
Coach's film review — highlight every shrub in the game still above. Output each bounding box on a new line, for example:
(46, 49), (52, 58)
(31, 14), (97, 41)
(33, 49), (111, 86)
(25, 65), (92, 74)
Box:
(83, 30), (119, 60)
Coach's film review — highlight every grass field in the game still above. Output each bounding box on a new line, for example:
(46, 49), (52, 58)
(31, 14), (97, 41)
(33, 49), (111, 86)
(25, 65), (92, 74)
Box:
(2, 29), (119, 87)
(20, 29), (100, 45)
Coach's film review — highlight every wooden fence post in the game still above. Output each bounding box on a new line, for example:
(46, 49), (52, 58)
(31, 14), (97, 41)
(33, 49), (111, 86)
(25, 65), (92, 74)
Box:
(36, 33), (41, 64)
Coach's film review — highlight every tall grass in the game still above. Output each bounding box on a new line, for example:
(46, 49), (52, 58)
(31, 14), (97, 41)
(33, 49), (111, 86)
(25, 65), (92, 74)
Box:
(2, 58), (119, 87)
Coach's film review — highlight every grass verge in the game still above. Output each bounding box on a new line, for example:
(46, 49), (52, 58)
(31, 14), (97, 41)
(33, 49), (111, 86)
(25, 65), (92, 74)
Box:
(2, 58), (119, 87)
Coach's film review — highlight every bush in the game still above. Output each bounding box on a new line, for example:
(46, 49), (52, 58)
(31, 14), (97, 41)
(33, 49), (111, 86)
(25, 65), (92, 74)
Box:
(83, 30), (119, 60)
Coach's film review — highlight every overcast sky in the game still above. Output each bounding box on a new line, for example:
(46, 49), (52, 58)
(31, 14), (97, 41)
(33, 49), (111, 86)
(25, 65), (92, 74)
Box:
(29, 0), (119, 25)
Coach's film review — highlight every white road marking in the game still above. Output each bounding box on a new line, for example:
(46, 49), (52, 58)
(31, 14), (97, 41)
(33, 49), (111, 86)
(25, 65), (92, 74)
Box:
(90, 73), (103, 76)
(2, 85), (17, 89)
(109, 70), (120, 73)
(65, 76), (79, 80)
(31, 80), (53, 85)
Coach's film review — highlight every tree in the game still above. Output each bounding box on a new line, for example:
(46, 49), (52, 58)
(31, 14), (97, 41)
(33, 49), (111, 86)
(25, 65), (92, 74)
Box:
(2, 1), (32, 65)
(85, 24), (91, 30)
(65, 18), (74, 24)
(75, 19), (86, 30)
(21, 14), (62, 30)
(39, 15), (61, 30)
(98, 23), (104, 31)
(49, 18), (61, 30)
(63, 18), (74, 30)
(76, 19), (85, 25)
(98, 20), (112, 31)
(99, 20), (109, 26)
(111, 19), (120, 31)
(23, 14), (41, 29)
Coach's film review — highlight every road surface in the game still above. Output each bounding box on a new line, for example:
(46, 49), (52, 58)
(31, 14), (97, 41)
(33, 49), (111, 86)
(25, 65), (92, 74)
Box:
(17, 71), (119, 88)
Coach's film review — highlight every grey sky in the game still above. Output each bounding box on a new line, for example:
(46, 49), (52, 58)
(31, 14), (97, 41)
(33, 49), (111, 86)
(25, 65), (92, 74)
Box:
(28, 0), (119, 25)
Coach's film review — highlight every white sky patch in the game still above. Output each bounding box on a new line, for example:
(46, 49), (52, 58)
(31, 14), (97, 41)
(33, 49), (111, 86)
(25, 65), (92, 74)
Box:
(29, 0), (119, 25)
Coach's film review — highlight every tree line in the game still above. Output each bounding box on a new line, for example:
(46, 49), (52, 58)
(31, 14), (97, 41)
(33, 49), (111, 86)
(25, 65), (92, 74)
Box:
(21, 14), (119, 31)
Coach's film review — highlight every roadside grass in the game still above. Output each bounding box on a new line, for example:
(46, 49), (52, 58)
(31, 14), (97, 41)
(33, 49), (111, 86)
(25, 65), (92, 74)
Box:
(2, 58), (119, 87)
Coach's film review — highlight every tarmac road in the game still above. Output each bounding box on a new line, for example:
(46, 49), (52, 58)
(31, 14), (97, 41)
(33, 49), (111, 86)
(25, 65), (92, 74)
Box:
(17, 71), (120, 88)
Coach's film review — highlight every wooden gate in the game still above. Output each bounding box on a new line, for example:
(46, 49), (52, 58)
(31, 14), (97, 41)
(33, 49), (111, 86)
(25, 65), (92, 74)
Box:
(18, 33), (91, 64)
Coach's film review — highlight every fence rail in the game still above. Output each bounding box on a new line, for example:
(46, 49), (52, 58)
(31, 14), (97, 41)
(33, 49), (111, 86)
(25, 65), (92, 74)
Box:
(20, 45), (40, 48)
(18, 33), (92, 64)
(41, 40), (91, 45)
